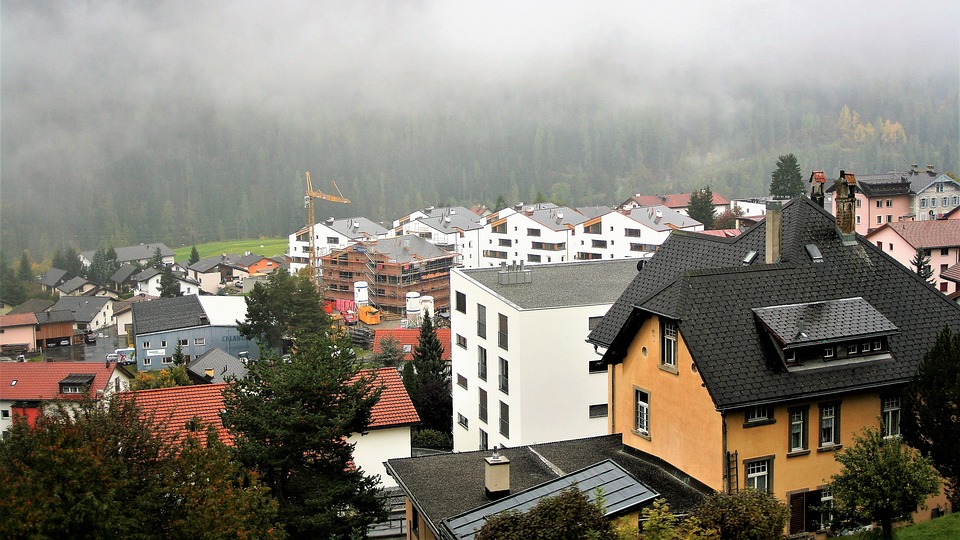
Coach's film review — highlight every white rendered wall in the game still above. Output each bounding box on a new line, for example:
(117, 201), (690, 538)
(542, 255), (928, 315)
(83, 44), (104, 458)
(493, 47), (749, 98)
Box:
(347, 426), (412, 488)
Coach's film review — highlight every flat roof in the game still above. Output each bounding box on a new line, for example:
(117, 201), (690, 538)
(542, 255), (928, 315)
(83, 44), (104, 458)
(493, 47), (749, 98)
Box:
(458, 259), (640, 310)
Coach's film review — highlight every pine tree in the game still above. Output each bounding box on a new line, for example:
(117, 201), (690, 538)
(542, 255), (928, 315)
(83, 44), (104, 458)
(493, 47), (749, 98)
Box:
(18, 251), (32, 282)
(402, 312), (451, 435)
(687, 186), (716, 229)
(150, 247), (164, 270)
(189, 245), (200, 265)
(158, 265), (181, 298)
(911, 248), (935, 284)
(770, 154), (804, 198)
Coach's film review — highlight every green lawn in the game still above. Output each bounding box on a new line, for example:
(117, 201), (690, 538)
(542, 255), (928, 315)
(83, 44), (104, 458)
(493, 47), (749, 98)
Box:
(895, 511), (960, 539)
(173, 238), (289, 263)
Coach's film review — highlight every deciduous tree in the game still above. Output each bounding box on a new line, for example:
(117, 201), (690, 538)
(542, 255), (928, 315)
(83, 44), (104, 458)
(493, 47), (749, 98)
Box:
(692, 489), (787, 540)
(222, 332), (385, 539)
(828, 426), (939, 539)
(902, 325), (960, 509)
(769, 154), (804, 198)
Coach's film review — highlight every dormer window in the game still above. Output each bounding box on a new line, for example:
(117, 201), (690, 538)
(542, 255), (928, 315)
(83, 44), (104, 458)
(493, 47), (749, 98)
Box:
(59, 374), (95, 395)
(824, 347), (834, 359)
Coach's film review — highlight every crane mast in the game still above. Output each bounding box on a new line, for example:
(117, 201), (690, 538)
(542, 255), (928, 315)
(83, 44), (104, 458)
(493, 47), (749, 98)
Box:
(304, 171), (351, 285)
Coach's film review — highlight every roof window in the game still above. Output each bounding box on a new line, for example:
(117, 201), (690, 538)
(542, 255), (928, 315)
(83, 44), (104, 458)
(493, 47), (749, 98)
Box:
(741, 251), (758, 265)
(805, 244), (823, 263)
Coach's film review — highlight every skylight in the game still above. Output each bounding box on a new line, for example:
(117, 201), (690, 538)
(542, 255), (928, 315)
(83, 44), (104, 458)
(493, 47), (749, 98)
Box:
(805, 244), (823, 263)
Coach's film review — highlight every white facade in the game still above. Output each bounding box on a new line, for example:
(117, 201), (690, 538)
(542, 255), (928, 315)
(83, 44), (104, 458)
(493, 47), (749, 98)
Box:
(571, 206), (702, 261)
(914, 174), (960, 221)
(135, 273), (199, 296)
(347, 426), (412, 488)
(288, 217), (390, 275)
(478, 204), (584, 267)
(400, 217), (485, 269)
(450, 260), (640, 452)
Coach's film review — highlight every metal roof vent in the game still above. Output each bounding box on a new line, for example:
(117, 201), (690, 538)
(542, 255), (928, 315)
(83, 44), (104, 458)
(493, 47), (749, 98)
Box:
(805, 244), (824, 263)
(741, 251), (758, 265)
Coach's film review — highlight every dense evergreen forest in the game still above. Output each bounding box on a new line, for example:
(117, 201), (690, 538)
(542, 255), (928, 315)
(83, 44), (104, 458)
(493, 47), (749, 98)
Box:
(2, 74), (956, 258)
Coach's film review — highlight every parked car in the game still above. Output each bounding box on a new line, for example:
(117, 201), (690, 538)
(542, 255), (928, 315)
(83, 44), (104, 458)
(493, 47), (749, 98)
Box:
(106, 353), (118, 362)
(343, 311), (358, 326)
(84, 333), (97, 344)
(60, 339), (70, 346)
(234, 278), (244, 288)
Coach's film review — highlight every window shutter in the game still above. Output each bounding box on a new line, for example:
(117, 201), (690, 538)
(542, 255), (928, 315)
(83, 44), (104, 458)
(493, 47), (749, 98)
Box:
(789, 493), (805, 535)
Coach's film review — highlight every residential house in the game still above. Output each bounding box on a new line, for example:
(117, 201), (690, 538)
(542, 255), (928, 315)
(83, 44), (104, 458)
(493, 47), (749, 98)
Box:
(372, 328), (453, 362)
(188, 254), (247, 294)
(572, 205), (702, 261)
(7, 299), (54, 316)
(0, 361), (133, 439)
(395, 207), (486, 269)
(34, 310), (75, 349)
(0, 313), (39, 353)
(39, 268), (70, 293)
(131, 296), (258, 371)
(235, 252), (282, 275)
(618, 191), (730, 217)
(185, 348), (248, 384)
(49, 296), (113, 334)
(450, 259), (639, 453)
(479, 203), (587, 267)
(113, 294), (158, 342)
(588, 190), (960, 535)
(386, 434), (710, 540)
(79, 243), (174, 269)
(289, 216), (390, 276)
(110, 263), (140, 292)
(865, 220), (960, 294)
(57, 276), (98, 297)
(320, 235), (456, 315)
(131, 267), (200, 296)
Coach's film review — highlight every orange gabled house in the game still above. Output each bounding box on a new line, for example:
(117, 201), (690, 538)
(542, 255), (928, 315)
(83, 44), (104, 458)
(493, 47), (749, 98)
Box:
(589, 189), (960, 536)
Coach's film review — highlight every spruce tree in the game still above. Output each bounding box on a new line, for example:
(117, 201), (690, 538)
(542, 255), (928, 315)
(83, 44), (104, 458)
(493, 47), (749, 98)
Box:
(158, 265), (181, 297)
(687, 186), (716, 229)
(18, 251), (32, 282)
(189, 245), (200, 265)
(770, 154), (804, 198)
(911, 248), (935, 284)
(403, 312), (451, 435)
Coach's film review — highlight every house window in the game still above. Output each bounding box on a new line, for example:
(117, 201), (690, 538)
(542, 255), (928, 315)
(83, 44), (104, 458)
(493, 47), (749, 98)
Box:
(847, 344), (858, 355)
(458, 414), (468, 428)
(162, 356), (173, 365)
(921, 198), (927, 208)
(455, 291), (466, 313)
(882, 396), (901, 438)
(931, 197), (938, 208)
(820, 488), (834, 530)
(194, 338), (205, 346)
(479, 429), (488, 451)
(856, 215), (861, 224)
(498, 314), (508, 350)
(498, 357), (509, 394)
(820, 403), (840, 447)
(477, 304), (486, 338)
(142, 341), (150, 348)
(745, 458), (771, 493)
(0, 410), (8, 419)
(457, 374), (467, 389)
(589, 404), (608, 418)
(179, 339), (188, 346)
(527, 254), (542, 263)
(661, 321), (678, 368)
(143, 357), (152, 366)
(592, 239), (608, 249)
(635, 389), (650, 436)
(478, 347), (487, 381)
(498, 238), (512, 247)
(456, 334), (467, 349)
(411, 505), (420, 537)
(745, 405), (771, 424)
(160, 340), (167, 348)
(861, 342), (871, 353)
(526, 228), (541, 237)
(885, 199), (892, 207)
(944, 197), (949, 207)
(824, 347), (834, 359)
(789, 407), (808, 453)
(936, 183), (945, 193)
(856, 199), (862, 208)
(326, 236), (338, 244)
(876, 215), (882, 225)
(873, 340), (882, 351)
(479, 389), (488, 423)
(875, 200), (882, 208)
(499, 401), (509, 438)
(886, 215), (892, 223)
(942, 248), (950, 256)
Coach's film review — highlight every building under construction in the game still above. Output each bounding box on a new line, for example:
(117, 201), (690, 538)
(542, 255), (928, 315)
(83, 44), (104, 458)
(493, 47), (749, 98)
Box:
(320, 235), (456, 315)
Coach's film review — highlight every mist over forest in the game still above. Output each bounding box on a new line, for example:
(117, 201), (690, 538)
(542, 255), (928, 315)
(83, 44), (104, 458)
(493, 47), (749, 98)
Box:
(2, 1), (958, 258)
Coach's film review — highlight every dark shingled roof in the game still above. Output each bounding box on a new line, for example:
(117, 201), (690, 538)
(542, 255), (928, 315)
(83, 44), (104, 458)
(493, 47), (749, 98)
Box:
(39, 268), (69, 288)
(753, 297), (898, 348)
(110, 263), (139, 285)
(588, 197), (960, 410)
(49, 297), (109, 324)
(8, 298), (55, 315)
(133, 295), (206, 335)
(386, 434), (709, 539)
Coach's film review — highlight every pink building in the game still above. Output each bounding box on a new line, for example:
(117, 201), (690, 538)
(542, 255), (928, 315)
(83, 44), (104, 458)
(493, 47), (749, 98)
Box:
(866, 220), (960, 294)
(0, 313), (39, 353)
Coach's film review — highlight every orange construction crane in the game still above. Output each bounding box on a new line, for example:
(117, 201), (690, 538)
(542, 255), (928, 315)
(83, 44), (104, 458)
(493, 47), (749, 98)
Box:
(304, 171), (350, 284)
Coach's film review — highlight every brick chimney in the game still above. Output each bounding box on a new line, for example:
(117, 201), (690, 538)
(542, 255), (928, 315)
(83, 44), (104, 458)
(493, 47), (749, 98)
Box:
(809, 171), (826, 208)
(765, 201), (782, 264)
(834, 170), (857, 242)
(484, 449), (510, 500)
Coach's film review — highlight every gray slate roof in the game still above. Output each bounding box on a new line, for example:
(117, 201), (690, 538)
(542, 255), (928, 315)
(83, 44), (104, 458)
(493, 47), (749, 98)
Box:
(235, 253), (265, 268)
(358, 235), (455, 264)
(387, 434), (708, 539)
(753, 297), (898, 348)
(417, 212), (484, 233)
(35, 310), (75, 324)
(189, 254), (242, 273)
(527, 206), (587, 230)
(57, 276), (91, 294)
(588, 197), (960, 410)
(441, 460), (658, 540)
(326, 216), (389, 238)
(111, 263), (139, 284)
(133, 295), (206, 335)
(49, 297), (110, 324)
(627, 205), (702, 231)
(9, 298), (55, 315)
(82, 243), (173, 264)
(458, 259), (640, 310)
(39, 268), (69, 288)
(187, 348), (247, 383)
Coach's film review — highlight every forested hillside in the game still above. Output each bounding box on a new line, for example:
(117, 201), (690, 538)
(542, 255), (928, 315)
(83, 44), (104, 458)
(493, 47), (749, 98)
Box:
(2, 75), (955, 257)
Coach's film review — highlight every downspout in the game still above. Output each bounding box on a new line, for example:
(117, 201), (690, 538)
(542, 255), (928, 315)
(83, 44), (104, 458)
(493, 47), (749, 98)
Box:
(610, 365), (616, 433)
(721, 411), (728, 494)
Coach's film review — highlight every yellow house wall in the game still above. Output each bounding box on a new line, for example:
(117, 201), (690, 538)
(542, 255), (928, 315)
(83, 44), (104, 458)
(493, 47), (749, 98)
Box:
(405, 498), (437, 540)
(611, 316), (724, 490)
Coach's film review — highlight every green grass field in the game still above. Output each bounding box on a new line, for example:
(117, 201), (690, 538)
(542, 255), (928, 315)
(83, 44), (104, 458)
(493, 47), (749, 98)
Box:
(173, 238), (289, 262)
(846, 512), (959, 539)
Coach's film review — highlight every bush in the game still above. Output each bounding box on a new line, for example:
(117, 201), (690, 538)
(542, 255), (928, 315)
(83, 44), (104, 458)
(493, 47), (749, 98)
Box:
(411, 428), (452, 450)
(692, 490), (788, 540)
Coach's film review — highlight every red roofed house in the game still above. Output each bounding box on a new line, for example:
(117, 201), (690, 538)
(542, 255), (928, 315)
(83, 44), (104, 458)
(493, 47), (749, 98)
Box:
(618, 191), (730, 217)
(348, 367), (420, 487)
(865, 220), (960, 294)
(129, 383), (234, 446)
(0, 361), (133, 438)
(372, 328), (452, 362)
(0, 312), (39, 353)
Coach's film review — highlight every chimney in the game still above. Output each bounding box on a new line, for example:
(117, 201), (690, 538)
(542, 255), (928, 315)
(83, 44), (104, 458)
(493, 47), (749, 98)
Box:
(484, 449), (510, 500)
(809, 171), (826, 208)
(834, 170), (858, 242)
(765, 201), (782, 264)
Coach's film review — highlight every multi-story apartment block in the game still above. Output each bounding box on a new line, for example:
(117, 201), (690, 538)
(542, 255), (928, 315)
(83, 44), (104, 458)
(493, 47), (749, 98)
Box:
(288, 216), (389, 276)
(572, 205), (702, 260)
(478, 203), (586, 267)
(450, 259), (639, 452)
(866, 218), (960, 294)
(589, 184), (959, 536)
(321, 235), (456, 314)
(396, 207), (486, 268)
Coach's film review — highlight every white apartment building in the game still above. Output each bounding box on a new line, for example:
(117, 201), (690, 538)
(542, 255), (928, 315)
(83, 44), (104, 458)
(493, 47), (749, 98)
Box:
(288, 216), (389, 275)
(571, 205), (703, 260)
(450, 259), (640, 452)
(478, 203), (587, 267)
(396, 207), (486, 268)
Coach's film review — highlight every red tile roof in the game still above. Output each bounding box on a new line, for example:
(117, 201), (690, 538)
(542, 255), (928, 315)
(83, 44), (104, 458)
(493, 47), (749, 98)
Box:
(0, 362), (123, 401)
(870, 220), (960, 249)
(942, 262), (960, 284)
(372, 328), (452, 361)
(355, 367), (420, 429)
(625, 192), (729, 209)
(129, 383), (233, 446)
(695, 229), (742, 238)
(0, 312), (39, 328)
